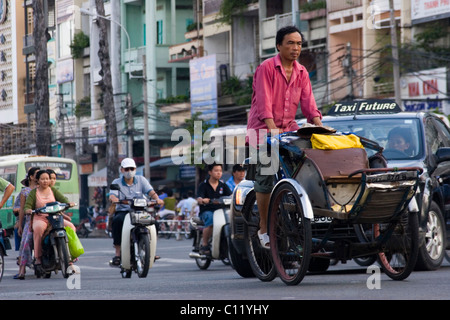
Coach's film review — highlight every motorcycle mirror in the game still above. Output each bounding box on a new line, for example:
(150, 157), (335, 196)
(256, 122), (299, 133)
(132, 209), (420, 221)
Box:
(110, 184), (120, 191)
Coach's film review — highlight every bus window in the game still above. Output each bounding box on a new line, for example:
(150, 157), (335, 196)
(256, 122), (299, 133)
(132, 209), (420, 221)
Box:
(0, 165), (17, 185)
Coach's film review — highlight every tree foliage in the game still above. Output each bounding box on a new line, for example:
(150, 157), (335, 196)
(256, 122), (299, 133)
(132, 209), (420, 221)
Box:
(70, 31), (90, 59)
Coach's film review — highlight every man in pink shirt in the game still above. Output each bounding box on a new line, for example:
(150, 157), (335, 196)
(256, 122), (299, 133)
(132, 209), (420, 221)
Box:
(246, 26), (322, 248)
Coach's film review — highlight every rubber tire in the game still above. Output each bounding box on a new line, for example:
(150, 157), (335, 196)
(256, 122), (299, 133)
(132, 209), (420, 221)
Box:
(376, 212), (419, 281)
(195, 256), (212, 270)
(0, 248), (4, 282)
(136, 233), (150, 278)
(228, 236), (254, 277)
(268, 182), (312, 286)
(56, 237), (71, 279)
(243, 191), (276, 282)
(415, 201), (446, 271)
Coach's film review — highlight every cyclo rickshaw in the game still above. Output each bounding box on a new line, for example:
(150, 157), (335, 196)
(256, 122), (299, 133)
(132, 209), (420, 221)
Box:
(229, 125), (422, 286)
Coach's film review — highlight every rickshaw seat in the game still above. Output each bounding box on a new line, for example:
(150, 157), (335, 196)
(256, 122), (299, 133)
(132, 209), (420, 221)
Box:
(303, 148), (369, 183)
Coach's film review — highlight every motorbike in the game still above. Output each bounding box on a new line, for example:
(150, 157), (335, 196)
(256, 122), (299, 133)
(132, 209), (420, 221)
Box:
(189, 196), (231, 270)
(0, 221), (11, 282)
(76, 216), (93, 238)
(109, 184), (158, 278)
(33, 202), (74, 279)
(76, 209), (108, 238)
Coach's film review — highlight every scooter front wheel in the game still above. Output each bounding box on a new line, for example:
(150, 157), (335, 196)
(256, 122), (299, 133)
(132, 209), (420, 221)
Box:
(121, 268), (132, 278)
(136, 233), (150, 278)
(195, 256), (212, 270)
(56, 237), (71, 279)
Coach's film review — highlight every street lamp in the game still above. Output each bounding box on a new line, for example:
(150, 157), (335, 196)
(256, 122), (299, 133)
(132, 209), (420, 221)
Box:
(80, 7), (132, 79)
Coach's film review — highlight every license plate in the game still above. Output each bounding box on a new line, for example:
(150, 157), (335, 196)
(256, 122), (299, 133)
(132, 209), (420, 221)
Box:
(312, 216), (332, 224)
(84, 222), (91, 228)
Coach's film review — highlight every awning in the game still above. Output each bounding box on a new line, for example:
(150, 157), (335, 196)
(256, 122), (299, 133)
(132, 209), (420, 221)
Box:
(149, 156), (186, 167)
(87, 156), (186, 187)
(87, 167), (107, 187)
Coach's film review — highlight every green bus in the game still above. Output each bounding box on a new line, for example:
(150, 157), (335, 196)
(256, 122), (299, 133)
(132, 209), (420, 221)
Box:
(0, 155), (80, 231)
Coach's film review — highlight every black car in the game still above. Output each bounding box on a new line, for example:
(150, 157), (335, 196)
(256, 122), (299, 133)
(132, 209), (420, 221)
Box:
(229, 100), (449, 276)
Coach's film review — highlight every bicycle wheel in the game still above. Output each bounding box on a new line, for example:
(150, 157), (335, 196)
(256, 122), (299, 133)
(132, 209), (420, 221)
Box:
(0, 248), (4, 282)
(268, 182), (312, 286)
(243, 191), (276, 281)
(375, 211), (419, 281)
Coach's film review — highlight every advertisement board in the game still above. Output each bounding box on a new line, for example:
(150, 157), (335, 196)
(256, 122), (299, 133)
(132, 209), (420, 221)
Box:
(401, 67), (450, 114)
(189, 54), (218, 125)
(411, 0), (450, 24)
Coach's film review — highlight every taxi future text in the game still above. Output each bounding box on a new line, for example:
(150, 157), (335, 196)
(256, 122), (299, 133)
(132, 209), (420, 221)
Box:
(333, 101), (398, 113)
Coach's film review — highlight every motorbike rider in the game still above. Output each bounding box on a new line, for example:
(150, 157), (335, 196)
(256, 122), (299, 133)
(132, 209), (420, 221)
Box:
(108, 158), (164, 266)
(246, 26), (322, 248)
(196, 163), (232, 256)
(24, 169), (75, 272)
(226, 164), (246, 192)
(176, 190), (197, 218)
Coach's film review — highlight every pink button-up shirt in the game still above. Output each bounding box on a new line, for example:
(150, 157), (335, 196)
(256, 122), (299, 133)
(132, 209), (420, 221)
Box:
(246, 54), (321, 147)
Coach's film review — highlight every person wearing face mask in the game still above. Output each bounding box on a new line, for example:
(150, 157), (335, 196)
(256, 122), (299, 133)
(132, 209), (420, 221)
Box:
(108, 158), (164, 266)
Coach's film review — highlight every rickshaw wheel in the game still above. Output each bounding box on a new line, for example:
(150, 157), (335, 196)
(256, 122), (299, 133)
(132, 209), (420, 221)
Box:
(375, 211), (419, 281)
(268, 182), (312, 286)
(244, 192), (277, 282)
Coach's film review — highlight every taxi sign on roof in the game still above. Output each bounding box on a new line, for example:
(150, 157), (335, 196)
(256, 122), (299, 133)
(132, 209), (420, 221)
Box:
(327, 99), (402, 116)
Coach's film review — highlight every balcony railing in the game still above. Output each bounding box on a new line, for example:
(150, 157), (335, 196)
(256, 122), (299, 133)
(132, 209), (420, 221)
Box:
(260, 12), (293, 57)
(169, 40), (203, 62)
(124, 46), (145, 74)
(327, 0), (362, 13)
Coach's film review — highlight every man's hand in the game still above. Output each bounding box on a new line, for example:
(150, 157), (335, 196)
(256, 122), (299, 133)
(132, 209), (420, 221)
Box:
(109, 194), (119, 203)
(198, 197), (210, 205)
(312, 116), (323, 126)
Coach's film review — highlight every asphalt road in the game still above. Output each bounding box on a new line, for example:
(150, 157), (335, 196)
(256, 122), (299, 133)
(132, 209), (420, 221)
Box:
(1, 233), (449, 304)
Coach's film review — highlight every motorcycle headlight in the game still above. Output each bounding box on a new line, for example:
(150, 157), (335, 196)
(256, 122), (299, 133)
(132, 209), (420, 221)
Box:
(44, 204), (62, 213)
(235, 187), (244, 205)
(133, 198), (147, 207)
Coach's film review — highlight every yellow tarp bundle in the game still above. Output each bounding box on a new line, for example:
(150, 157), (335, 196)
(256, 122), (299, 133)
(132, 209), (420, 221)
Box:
(311, 133), (364, 150)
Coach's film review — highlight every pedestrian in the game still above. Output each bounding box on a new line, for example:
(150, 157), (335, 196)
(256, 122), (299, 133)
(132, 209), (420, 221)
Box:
(246, 25), (322, 248)
(226, 164), (246, 192)
(14, 167), (40, 280)
(108, 158), (164, 265)
(196, 163), (232, 255)
(24, 169), (76, 275)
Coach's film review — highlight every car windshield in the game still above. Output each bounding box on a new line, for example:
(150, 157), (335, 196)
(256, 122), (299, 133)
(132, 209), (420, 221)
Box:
(322, 118), (423, 160)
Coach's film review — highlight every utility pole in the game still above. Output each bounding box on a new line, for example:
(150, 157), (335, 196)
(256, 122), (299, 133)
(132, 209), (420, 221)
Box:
(57, 93), (66, 157)
(143, 55), (150, 181)
(345, 42), (354, 100)
(291, 0), (299, 27)
(126, 93), (134, 157)
(389, 0), (402, 108)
